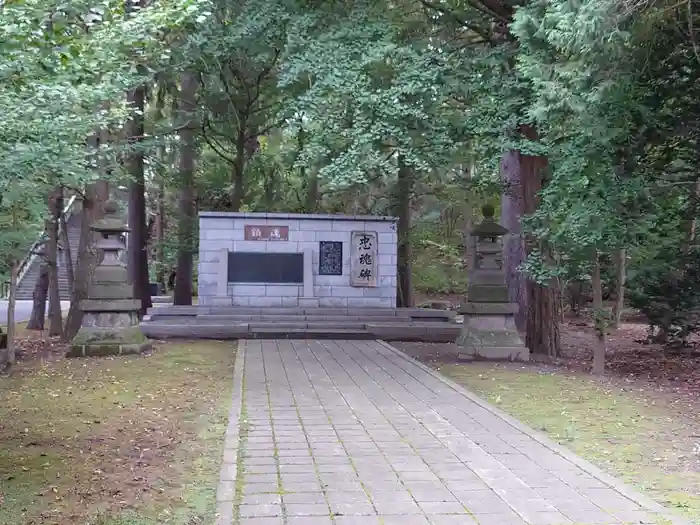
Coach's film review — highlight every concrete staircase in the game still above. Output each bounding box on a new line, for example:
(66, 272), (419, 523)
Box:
(14, 198), (82, 301)
(140, 306), (461, 342)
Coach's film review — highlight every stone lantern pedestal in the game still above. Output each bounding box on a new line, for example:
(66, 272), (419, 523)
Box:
(457, 205), (529, 362)
(67, 202), (152, 358)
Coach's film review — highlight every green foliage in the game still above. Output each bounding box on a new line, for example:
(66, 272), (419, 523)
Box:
(628, 246), (700, 347)
(0, 0), (211, 273)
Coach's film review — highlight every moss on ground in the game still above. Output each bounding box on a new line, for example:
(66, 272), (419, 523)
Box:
(438, 362), (700, 523)
(0, 340), (237, 525)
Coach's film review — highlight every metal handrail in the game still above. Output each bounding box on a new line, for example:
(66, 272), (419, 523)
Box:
(12, 195), (79, 295)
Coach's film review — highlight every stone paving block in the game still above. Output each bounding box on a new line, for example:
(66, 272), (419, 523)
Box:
(219, 463), (237, 482)
(283, 481), (324, 492)
(282, 492), (327, 504)
(242, 493), (282, 505)
(216, 480), (235, 502)
(245, 473), (279, 484)
(334, 517), (382, 525)
(284, 502), (331, 516)
(524, 511), (574, 524)
(379, 516), (431, 525)
(560, 508), (619, 523)
(280, 472), (321, 484)
(459, 490), (514, 514)
(471, 511), (528, 524)
(242, 482), (280, 494)
(372, 498), (423, 514)
(238, 519), (284, 525)
(239, 504), (284, 518)
(419, 500), (468, 514)
(328, 500), (376, 515)
(286, 517), (334, 525)
(215, 501), (233, 525)
(429, 515), (479, 524)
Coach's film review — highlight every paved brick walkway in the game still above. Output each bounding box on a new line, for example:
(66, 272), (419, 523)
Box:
(217, 339), (686, 525)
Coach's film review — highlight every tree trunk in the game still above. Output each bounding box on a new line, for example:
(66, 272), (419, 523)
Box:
(6, 260), (18, 365)
(500, 150), (527, 332)
(63, 182), (109, 341)
(59, 190), (75, 295)
(155, 183), (166, 294)
(591, 253), (606, 375)
(305, 172), (319, 213)
(47, 187), (63, 337)
(394, 155), (414, 308)
(154, 83), (168, 294)
(27, 264), (49, 330)
(173, 71), (197, 306)
(611, 248), (626, 328)
(126, 82), (152, 317)
(501, 131), (560, 357)
(264, 168), (277, 210)
(230, 129), (246, 212)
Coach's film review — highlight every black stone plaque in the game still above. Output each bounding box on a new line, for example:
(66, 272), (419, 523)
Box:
(319, 241), (343, 276)
(228, 252), (304, 283)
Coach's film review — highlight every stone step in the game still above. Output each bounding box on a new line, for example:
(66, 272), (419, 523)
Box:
(248, 322), (368, 330)
(199, 314), (406, 323)
(147, 305), (455, 321)
(139, 320), (460, 343)
(247, 328), (375, 340)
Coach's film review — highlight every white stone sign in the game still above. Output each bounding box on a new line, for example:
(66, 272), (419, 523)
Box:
(350, 231), (377, 287)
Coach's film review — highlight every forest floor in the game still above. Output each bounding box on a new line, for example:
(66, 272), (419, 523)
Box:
(0, 334), (236, 525)
(395, 315), (700, 524)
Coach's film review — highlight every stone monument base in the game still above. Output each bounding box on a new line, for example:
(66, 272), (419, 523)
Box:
(457, 302), (529, 362)
(66, 306), (152, 358)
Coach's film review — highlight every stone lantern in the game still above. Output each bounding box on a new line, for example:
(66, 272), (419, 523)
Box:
(457, 204), (529, 361)
(67, 201), (151, 357)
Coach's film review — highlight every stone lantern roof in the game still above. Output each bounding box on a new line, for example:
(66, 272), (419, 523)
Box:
(471, 204), (508, 239)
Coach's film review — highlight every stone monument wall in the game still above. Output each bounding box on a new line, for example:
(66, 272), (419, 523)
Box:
(198, 212), (398, 308)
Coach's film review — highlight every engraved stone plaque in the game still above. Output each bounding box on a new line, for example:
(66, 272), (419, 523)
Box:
(350, 231), (377, 287)
(228, 252), (303, 283)
(244, 225), (289, 241)
(319, 241), (343, 276)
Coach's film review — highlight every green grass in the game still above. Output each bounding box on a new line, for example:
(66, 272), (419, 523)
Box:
(438, 363), (700, 523)
(0, 340), (237, 525)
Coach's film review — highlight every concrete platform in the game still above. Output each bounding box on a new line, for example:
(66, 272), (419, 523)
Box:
(216, 339), (688, 525)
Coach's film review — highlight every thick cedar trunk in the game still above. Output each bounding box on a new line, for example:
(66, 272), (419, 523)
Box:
(47, 187), (63, 337)
(63, 182), (109, 341)
(173, 71), (197, 305)
(611, 248), (626, 328)
(395, 155), (414, 308)
(501, 130), (560, 357)
(154, 85), (168, 293)
(500, 150), (527, 332)
(27, 264), (49, 330)
(591, 253), (606, 374)
(155, 182), (166, 293)
(126, 82), (152, 317)
(230, 129), (246, 211)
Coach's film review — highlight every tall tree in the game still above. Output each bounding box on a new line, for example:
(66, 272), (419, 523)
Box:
(173, 71), (198, 305)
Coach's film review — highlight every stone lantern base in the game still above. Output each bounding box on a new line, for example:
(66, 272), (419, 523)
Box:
(66, 299), (152, 358)
(457, 302), (530, 362)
